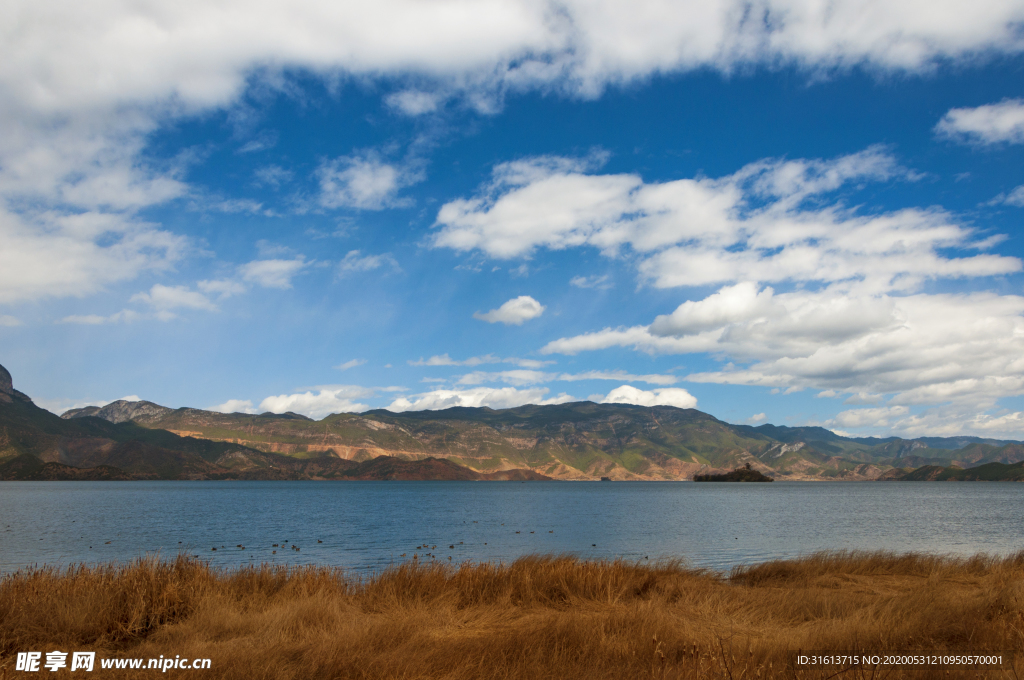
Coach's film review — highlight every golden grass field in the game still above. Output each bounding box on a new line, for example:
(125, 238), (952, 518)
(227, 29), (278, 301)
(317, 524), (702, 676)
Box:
(1, 551), (1022, 679)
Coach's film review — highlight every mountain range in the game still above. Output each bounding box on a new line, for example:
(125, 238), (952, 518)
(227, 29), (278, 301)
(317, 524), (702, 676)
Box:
(3, 362), (1023, 481)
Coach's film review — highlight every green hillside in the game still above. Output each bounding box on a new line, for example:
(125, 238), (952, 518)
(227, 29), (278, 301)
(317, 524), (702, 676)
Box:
(886, 461), (1024, 481)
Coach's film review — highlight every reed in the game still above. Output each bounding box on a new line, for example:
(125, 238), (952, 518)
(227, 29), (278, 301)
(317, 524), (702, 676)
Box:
(2, 551), (1022, 679)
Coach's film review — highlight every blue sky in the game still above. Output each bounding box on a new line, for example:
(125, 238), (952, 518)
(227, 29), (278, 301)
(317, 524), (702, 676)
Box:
(2, 0), (1024, 437)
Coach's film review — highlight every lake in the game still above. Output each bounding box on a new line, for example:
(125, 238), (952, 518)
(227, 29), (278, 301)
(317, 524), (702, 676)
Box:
(1, 481), (1022, 574)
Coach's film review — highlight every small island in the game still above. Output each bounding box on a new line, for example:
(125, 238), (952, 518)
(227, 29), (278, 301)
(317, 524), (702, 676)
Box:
(694, 463), (774, 482)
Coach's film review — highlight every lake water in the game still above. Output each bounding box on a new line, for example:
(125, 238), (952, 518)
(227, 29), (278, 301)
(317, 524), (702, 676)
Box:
(1, 481), (1022, 574)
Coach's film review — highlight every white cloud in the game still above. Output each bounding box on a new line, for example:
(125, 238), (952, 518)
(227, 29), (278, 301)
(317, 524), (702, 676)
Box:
(335, 359), (366, 370)
(649, 282), (773, 336)
(408, 353), (553, 368)
(457, 370), (557, 386)
(212, 399), (256, 414)
(999, 185), (1024, 207)
(239, 257), (308, 289)
(749, 412), (767, 423)
(407, 352), (557, 368)
(253, 165), (293, 188)
(4, 0), (1024, 305)
(258, 386), (374, 419)
(386, 386), (575, 412)
(237, 130), (277, 154)
(0, 315), (23, 327)
(545, 282), (1024, 433)
(3, 0), (1022, 123)
(255, 240), (294, 258)
(829, 406), (910, 429)
(885, 407), (1024, 438)
(338, 250), (400, 275)
(197, 278), (247, 299)
(130, 284), (218, 312)
(845, 393), (883, 405)
(434, 149), (1015, 293)
(60, 315), (108, 325)
(557, 370), (677, 385)
(473, 295), (545, 325)
(935, 99), (1024, 145)
(0, 209), (186, 304)
(809, 401), (1024, 438)
(570, 274), (612, 289)
(59, 309), (139, 325)
(386, 90), (444, 116)
(317, 154), (418, 210)
(445, 367), (678, 387)
(206, 198), (265, 215)
(600, 385), (697, 409)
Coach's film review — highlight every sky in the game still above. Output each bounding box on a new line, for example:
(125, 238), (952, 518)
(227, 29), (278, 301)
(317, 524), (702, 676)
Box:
(1, 0), (1024, 438)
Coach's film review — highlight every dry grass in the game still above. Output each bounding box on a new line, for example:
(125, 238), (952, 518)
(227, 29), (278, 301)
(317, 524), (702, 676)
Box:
(1, 551), (1023, 679)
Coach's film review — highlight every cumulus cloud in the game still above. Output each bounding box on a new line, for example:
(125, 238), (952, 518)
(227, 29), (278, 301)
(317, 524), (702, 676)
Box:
(0, 315), (23, 327)
(386, 386), (575, 412)
(935, 99), (1024, 145)
(600, 385), (697, 409)
(257, 385), (374, 419)
(434, 148), (1014, 293)
(335, 359), (366, 370)
(749, 412), (767, 422)
(317, 154), (419, 210)
(337, 250), (401, 275)
(473, 295), (545, 325)
(239, 257), (308, 289)
(649, 282), (774, 336)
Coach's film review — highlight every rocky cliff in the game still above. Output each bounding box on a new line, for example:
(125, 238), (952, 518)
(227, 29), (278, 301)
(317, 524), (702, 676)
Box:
(0, 363), (33, 405)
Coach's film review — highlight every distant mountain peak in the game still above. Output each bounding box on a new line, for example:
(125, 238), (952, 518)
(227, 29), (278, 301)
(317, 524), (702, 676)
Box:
(61, 399), (174, 425)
